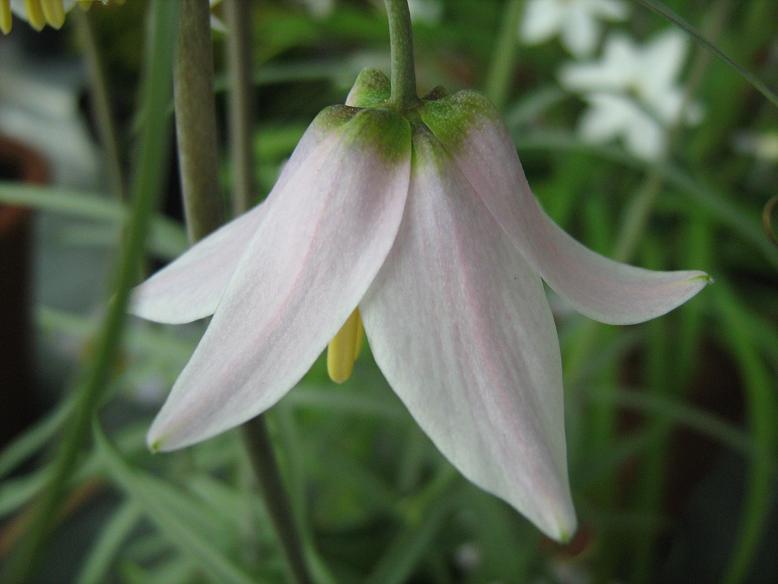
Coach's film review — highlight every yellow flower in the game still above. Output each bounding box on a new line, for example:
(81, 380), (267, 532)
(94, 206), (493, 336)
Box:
(0, 0), (125, 35)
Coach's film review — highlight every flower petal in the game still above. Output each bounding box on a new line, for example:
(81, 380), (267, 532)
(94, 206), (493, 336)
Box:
(148, 107), (411, 450)
(420, 92), (710, 325)
(520, 0), (563, 44)
(361, 127), (576, 541)
(130, 114), (335, 324)
(559, 33), (636, 92)
(561, 7), (598, 58)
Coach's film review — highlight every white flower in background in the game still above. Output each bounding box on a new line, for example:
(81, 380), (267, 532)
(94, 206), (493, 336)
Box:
(520, 0), (629, 58)
(301, 0), (334, 20)
(130, 69), (709, 541)
(559, 29), (704, 160)
(408, 0), (442, 25)
(734, 131), (778, 162)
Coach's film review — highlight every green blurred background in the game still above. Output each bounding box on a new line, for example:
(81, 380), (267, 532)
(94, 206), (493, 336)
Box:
(0, 0), (776, 582)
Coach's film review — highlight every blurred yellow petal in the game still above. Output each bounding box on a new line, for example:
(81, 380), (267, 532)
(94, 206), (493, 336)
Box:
(24, 0), (46, 30)
(41, 0), (65, 28)
(0, 0), (12, 35)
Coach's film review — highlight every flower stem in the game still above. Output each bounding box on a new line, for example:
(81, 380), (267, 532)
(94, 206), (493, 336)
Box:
(485, 0), (524, 111)
(242, 418), (313, 584)
(384, 0), (418, 110)
(3, 2), (177, 581)
(73, 8), (126, 202)
(224, 0), (255, 215)
(174, 3), (313, 582)
(174, 0), (224, 240)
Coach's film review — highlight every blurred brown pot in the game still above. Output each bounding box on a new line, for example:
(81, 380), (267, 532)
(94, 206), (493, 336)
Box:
(0, 135), (48, 446)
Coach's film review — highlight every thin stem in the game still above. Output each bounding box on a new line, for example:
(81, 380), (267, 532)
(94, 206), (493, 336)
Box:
(384, 0), (418, 110)
(3, 2), (178, 580)
(175, 3), (314, 582)
(174, 0), (224, 240)
(224, 0), (255, 215)
(484, 0), (524, 110)
(242, 418), (313, 584)
(73, 8), (126, 202)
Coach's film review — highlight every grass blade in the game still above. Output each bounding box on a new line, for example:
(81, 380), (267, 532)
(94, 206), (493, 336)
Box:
(636, 0), (778, 108)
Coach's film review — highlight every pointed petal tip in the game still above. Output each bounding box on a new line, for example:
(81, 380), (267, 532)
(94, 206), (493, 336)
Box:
(690, 271), (714, 285)
(534, 485), (578, 542)
(147, 438), (162, 454)
(551, 513), (578, 544)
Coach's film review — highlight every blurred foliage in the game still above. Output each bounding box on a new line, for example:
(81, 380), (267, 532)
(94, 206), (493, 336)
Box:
(0, 0), (776, 583)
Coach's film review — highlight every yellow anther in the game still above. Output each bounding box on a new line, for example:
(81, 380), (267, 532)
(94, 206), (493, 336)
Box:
(41, 0), (65, 29)
(24, 0), (46, 30)
(327, 309), (364, 384)
(0, 0), (12, 35)
(353, 311), (364, 356)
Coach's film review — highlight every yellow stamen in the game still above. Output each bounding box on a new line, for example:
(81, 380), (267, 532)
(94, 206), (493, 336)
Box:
(0, 0), (12, 35)
(353, 311), (364, 357)
(327, 309), (364, 384)
(24, 0), (46, 30)
(78, 1), (92, 10)
(41, 0), (65, 29)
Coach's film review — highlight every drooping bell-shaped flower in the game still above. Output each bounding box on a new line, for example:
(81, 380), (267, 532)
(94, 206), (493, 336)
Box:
(131, 69), (710, 541)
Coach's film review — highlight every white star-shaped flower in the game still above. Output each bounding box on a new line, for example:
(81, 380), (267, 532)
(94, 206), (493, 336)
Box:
(559, 29), (704, 160)
(520, 0), (629, 58)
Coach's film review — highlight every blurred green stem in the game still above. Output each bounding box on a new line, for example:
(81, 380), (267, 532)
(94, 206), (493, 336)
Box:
(224, 0), (255, 215)
(73, 9), (126, 202)
(175, 2), (313, 582)
(384, 0), (418, 110)
(242, 419), (313, 584)
(174, 0), (223, 240)
(485, 0), (524, 110)
(4, 2), (177, 581)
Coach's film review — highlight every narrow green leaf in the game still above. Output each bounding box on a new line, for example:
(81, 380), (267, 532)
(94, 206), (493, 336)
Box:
(513, 130), (778, 269)
(636, 0), (778, 108)
(367, 491), (455, 584)
(715, 283), (777, 584)
(0, 469), (51, 518)
(76, 502), (142, 584)
(0, 398), (73, 479)
(0, 183), (187, 258)
(93, 421), (259, 584)
(586, 389), (765, 467)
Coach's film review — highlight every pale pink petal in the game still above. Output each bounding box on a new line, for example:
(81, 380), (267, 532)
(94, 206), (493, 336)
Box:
(148, 108), (411, 450)
(361, 127), (576, 541)
(130, 117), (332, 324)
(420, 92), (710, 325)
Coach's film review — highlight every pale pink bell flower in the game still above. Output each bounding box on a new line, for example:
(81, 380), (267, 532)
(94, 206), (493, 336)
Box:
(131, 69), (710, 541)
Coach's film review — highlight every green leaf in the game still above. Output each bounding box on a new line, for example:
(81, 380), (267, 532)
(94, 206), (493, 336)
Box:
(513, 130), (778, 269)
(0, 397), (73, 479)
(93, 421), (259, 584)
(715, 283), (777, 584)
(76, 502), (142, 584)
(0, 183), (187, 259)
(636, 0), (778, 108)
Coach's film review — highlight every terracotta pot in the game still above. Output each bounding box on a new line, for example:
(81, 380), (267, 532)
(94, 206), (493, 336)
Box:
(0, 135), (48, 447)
